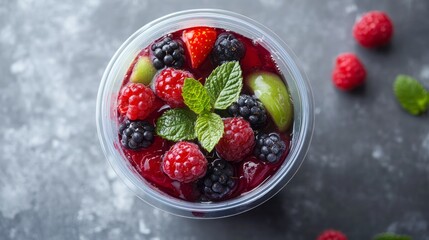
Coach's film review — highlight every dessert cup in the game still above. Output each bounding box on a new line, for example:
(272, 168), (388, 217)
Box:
(96, 9), (314, 218)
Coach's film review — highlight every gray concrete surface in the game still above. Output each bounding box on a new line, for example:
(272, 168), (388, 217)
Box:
(1, 0), (429, 239)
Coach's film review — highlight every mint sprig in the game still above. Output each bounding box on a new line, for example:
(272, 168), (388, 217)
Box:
(182, 78), (212, 114)
(393, 75), (429, 115)
(373, 233), (412, 240)
(155, 62), (243, 151)
(195, 113), (224, 152)
(155, 109), (197, 141)
(205, 61), (243, 109)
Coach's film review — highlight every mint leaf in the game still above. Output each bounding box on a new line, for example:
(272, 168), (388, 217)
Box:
(156, 109), (197, 141)
(373, 233), (412, 240)
(195, 113), (224, 152)
(182, 78), (212, 114)
(394, 75), (429, 115)
(205, 61), (243, 109)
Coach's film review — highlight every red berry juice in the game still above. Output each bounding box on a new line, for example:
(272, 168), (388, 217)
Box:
(117, 27), (293, 202)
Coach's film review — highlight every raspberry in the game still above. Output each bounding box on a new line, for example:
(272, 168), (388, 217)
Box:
(151, 36), (185, 69)
(201, 159), (236, 201)
(353, 11), (394, 48)
(332, 53), (366, 91)
(118, 83), (155, 120)
(317, 230), (347, 240)
(119, 119), (155, 149)
(228, 94), (267, 128)
(254, 133), (286, 163)
(155, 68), (194, 108)
(162, 142), (208, 183)
(215, 117), (255, 162)
(211, 33), (245, 66)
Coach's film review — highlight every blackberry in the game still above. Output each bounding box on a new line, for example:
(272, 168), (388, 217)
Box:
(254, 133), (286, 163)
(201, 159), (236, 200)
(211, 33), (245, 65)
(119, 119), (155, 149)
(228, 94), (267, 128)
(151, 36), (185, 69)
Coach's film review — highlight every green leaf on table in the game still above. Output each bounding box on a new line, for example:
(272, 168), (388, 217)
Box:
(373, 233), (412, 240)
(205, 61), (243, 109)
(393, 75), (429, 115)
(182, 78), (212, 114)
(195, 113), (224, 152)
(155, 109), (197, 141)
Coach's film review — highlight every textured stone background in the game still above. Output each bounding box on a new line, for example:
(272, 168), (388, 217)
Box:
(1, 0), (428, 239)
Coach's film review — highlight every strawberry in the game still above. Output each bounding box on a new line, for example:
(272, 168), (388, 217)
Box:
(182, 27), (217, 69)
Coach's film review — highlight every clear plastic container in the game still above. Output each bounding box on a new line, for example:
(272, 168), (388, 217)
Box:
(96, 9), (314, 218)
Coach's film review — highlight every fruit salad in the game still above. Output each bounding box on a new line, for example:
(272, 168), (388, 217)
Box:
(116, 26), (294, 202)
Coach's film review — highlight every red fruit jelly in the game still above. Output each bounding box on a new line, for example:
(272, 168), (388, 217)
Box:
(116, 27), (293, 202)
